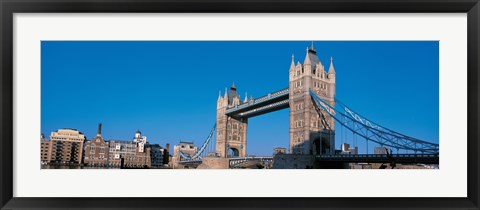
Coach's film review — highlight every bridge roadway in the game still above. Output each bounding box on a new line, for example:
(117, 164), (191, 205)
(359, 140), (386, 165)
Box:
(229, 156), (273, 168)
(315, 154), (439, 164)
(225, 88), (289, 119)
(178, 154), (438, 168)
(178, 157), (274, 168)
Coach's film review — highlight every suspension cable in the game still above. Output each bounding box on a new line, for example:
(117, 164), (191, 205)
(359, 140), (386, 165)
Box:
(309, 90), (438, 154)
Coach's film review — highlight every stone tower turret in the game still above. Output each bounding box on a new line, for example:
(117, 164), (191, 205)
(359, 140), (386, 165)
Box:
(288, 42), (336, 155)
(215, 83), (248, 158)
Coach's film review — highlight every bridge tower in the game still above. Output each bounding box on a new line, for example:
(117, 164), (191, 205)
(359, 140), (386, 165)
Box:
(216, 83), (248, 158)
(289, 43), (336, 155)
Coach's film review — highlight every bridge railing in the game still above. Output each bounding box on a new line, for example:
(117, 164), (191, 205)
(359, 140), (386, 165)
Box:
(237, 99), (289, 117)
(316, 153), (439, 164)
(318, 154), (438, 158)
(226, 88), (289, 114)
(253, 88), (289, 104)
(229, 156), (273, 161)
(229, 156), (273, 168)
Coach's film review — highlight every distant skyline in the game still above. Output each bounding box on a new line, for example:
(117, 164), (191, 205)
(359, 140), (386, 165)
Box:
(41, 41), (439, 155)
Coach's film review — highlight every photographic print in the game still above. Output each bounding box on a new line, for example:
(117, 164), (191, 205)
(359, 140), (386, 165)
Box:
(40, 41), (439, 169)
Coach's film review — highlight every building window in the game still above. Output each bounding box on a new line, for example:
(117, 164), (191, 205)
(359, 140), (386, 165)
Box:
(90, 145), (96, 154)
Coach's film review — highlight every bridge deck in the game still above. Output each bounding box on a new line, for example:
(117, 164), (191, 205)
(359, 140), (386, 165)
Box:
(316, 154), (439, 164)
(225, 88), (289, 119)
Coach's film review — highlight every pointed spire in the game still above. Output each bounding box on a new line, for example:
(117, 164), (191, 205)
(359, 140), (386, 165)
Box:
(218, 90), (222, 100)
(310, 41), (315, 52)
(244, 92), (248, 103)
(289, 54), (295, 71)
(328, 56), (336, 74)
(224, 87), (228, 98)
(231, 81), (236, 90)
(304, 48), (311, 65)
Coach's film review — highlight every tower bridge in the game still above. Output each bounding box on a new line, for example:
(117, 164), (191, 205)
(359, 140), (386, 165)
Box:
(216, 43), (337, 158)
(174, 42), (439, 169)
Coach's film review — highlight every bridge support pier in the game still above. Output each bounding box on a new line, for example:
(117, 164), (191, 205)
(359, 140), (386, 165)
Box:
(288, 44), (336, 155)
(197, 157), (230, 169)
(216, 84), (248, 158)
(272, 154), (315, 169)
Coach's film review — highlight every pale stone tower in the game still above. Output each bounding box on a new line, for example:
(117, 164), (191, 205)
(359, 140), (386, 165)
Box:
(289, 43), (336, 155)
(216, 83), (248, 157)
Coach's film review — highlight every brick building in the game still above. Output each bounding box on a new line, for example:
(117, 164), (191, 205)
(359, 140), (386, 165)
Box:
(40, 134), (49, 165)
(84, 123), (109, 167)
(47, 128), (85, 165)
(107, 129), (163, 168)
(42, 123), (170, 169)
(108, 140), (151, 168)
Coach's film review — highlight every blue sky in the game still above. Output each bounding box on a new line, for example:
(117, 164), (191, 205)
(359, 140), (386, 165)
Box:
(41, 41), (439, 155)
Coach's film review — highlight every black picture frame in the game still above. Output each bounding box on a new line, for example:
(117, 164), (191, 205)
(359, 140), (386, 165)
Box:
(1, 0), (479, 209)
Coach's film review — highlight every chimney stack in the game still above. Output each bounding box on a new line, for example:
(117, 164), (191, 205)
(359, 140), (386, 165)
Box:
(97, 123), (102, 135)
